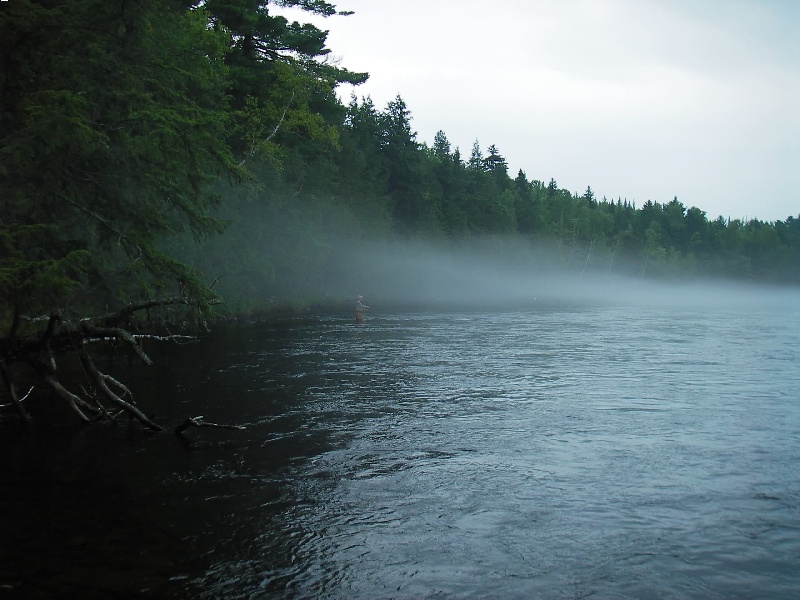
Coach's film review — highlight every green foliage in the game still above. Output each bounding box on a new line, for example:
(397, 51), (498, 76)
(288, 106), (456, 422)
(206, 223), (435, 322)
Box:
(1, 0), (238, 322)
(1, 0), (372, 328)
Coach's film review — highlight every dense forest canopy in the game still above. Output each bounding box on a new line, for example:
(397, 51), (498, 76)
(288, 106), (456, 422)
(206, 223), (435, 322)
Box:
(1, 1), (798, 424)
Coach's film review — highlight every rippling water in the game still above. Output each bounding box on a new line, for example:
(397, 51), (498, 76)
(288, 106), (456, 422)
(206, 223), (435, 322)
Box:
(2, 298), (800, 598)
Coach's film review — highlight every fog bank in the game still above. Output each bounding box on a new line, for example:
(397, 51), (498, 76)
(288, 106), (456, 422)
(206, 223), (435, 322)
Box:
(340, 237), (799, 313)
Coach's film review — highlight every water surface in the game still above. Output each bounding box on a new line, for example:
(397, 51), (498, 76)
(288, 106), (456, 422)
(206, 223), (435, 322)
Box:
(1, 300), (799, 598)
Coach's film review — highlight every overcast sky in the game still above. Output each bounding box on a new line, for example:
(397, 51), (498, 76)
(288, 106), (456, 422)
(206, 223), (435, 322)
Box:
(285, 0), (799, 222)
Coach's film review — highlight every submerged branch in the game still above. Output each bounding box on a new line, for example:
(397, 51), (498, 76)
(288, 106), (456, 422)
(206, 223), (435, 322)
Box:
(175, 415), (247, 436)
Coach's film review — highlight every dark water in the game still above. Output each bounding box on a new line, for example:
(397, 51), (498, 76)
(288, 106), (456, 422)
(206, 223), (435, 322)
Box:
(2, 300), (800, 598)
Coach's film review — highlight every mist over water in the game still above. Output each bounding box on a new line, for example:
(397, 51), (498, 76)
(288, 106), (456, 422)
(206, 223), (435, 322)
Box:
(344, 237), (798, 312)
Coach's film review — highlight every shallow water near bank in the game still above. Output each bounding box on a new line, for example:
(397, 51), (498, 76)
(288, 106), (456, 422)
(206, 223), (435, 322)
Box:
(1, 298), (800, 598)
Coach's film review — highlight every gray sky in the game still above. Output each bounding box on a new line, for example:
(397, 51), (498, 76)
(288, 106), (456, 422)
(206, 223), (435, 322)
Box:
(286, 0), (799, 222)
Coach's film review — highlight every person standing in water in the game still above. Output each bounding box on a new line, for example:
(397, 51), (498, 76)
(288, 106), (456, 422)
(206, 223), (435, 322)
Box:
(355, 295), (369, 324)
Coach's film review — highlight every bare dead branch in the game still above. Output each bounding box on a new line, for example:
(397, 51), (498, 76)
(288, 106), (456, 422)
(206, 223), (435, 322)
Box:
(264, 90), (294, 144)
(40, 373), (97, 422)
(0, 361), (32, 421)
(102, 373), (133, 401)
(20, 385), (33, 403)
(239, 90), (295, 167)
(79, 349), (164, 431)
(132, 334), (196, 344)
(80, 324), (152, 365)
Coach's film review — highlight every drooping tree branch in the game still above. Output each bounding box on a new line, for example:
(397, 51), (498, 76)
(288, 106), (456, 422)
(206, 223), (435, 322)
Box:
(62, 195), (135, 253)
(90, 297), (193, 328)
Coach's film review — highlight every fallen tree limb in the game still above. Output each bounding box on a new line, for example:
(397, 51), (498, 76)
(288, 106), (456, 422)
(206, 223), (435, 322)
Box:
(2, 297), (247, 437)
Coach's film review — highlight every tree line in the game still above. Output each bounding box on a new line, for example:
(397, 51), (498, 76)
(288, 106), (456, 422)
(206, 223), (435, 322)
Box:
(189, 90), (800, 311)
(1, 1), (798, 423)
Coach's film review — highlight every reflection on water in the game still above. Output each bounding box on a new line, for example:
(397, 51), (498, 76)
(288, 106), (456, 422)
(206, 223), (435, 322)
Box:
(2, 303), (800, 598)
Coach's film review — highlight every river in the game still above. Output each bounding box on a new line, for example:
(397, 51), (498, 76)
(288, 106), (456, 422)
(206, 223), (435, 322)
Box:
(1, 292), (799, 598)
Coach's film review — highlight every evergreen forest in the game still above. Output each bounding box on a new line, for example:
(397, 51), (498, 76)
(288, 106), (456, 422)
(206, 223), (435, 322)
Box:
(1, 1), (799, 424)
